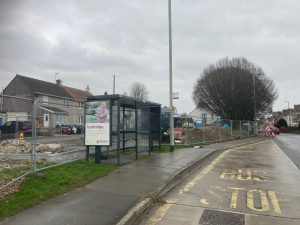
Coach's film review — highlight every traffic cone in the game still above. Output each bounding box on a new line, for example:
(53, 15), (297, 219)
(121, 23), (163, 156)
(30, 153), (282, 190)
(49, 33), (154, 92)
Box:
(19, 132), (24, 140)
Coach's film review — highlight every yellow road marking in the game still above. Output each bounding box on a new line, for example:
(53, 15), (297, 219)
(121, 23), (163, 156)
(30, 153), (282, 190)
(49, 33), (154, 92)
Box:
(228, 187), (244, 208)
(200, 198), (209, 205)
(145, 150), (229, 225)
(237, 169), (252, 180)
(179, 150), (228, 194)
(230, 189), (238, 208)
(220, 168), (267, 181)
(247, 190), (269, 212)
(220, 169), (236, 179)
(268, 191), (282, 214)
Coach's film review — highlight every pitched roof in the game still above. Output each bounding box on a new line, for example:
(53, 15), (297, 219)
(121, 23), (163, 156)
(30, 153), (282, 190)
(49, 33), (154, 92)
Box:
(63, 86), (92, 101)
(10, 75), (92, 101)
(15, 74), (71, 98)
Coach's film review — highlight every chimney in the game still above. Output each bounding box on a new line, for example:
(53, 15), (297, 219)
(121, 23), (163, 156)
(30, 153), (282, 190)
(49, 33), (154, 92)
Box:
(86, 85), (90, 93)
(56, 79), (62, 86)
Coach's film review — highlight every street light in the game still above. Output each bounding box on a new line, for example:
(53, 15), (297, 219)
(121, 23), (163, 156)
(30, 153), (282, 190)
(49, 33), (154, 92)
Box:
(168, 0), (174, 151)
(253, 73), (262, 135)
(284, 100), (290, 126)
(253, 73), (262, 121)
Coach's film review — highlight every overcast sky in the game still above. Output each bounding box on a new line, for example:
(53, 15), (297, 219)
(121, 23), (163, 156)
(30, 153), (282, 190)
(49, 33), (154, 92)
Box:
(1, 0), (299, 113)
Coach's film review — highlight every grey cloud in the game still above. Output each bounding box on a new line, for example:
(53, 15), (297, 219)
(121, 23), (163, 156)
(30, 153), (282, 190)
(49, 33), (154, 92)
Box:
(1, 0), (300, 112)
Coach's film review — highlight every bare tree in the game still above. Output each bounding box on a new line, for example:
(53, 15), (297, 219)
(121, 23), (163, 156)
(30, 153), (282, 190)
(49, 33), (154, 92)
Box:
(193, 57), (278, 121)
(129, 82), (149, 101)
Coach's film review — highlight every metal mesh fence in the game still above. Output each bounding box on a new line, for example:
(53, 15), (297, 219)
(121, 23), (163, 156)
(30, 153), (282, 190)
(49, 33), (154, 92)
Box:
(180, 116), (258, 145)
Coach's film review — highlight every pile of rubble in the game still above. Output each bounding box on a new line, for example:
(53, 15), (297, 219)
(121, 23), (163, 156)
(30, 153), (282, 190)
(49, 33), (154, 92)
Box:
(0, 139), (65, 154)
(36, 143), (65, 153)
(0, 158), (28, 200)
(0, 139), (31, 154)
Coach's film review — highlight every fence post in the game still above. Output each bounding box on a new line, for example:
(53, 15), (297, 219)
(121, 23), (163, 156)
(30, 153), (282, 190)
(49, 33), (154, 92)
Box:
(202, 125), (206, 143)
(185, 114), (188, 146)
(117, 99), (121, 165)
(86, 146), (90, 161)
(15, 116), (19, 139)
(31, 100), (38, 172)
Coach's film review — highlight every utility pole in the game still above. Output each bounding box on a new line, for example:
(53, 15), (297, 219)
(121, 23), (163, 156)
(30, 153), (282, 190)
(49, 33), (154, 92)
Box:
(253, 73), (262, 135)
(253, 74), (256, 135)
(168, 0), (174, 151)
(253, 74), (256, 121)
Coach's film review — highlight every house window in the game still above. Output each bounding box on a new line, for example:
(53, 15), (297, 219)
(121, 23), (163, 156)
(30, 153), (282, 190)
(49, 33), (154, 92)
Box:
(43, 96), (48, 105)
(79, 101), (85, 108)
(56, 115), (65, 125)
(64, 99), (69, 107)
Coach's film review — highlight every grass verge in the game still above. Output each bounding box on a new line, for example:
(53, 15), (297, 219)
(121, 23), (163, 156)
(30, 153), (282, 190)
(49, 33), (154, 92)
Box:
(0, 159), (117, 219)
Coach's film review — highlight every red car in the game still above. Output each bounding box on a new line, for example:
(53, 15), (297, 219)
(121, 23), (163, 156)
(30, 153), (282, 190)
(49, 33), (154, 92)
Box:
(56, 125), (72, 135)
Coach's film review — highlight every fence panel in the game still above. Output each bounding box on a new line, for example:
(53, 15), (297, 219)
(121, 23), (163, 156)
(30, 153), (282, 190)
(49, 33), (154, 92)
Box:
(0, 95), (34, 198)
(173, 116), (257, 145)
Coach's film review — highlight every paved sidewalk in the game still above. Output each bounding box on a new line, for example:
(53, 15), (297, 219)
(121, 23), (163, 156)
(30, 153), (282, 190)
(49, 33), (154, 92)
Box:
(0, 137), (266, 225)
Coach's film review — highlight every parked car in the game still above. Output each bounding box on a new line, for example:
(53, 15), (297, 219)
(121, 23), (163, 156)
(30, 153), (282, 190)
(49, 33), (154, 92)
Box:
(56, 124), (84, 135)
(56, 124), (72, 135)
(0, 121), (32, 138)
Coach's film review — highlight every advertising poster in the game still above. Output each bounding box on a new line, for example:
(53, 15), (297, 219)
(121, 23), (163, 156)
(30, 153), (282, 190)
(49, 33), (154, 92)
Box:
(85, 100), (111, 146)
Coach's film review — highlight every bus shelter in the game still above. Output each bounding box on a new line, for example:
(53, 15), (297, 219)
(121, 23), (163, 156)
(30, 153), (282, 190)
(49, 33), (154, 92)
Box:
(85, 94), (161, 165)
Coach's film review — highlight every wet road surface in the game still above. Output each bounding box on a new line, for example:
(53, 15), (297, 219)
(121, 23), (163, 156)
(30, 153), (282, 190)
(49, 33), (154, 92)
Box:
(274, 133), (300, 170)
(139, 140), (300, 225)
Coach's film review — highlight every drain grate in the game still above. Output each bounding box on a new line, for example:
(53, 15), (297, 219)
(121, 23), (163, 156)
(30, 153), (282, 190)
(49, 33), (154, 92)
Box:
(199, 209), (245, 225)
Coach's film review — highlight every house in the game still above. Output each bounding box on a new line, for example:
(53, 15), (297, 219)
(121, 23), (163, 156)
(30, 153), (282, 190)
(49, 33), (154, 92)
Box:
(161, 106), (178, 117)
(2, 74), (92, 133)
(288, 104), (300, 127)
(189, 107), (217, 125)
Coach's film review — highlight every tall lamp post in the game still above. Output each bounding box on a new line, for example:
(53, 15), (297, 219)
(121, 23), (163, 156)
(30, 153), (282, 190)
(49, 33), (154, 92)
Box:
(284, 100), (290, 126)
(253, 73), (262, 135)
(168, 0), (174, 151)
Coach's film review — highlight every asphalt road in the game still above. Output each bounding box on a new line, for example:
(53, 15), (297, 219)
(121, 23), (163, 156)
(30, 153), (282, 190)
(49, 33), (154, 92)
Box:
(274, 133), (300, 170)
(140, 140), (300, 225)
